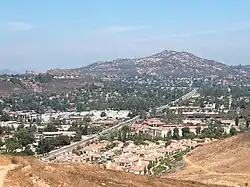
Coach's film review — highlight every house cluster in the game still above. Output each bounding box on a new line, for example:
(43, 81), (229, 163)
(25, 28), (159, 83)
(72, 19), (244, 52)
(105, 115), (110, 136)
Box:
(51, 138), (208, 175)
(7, 109), (130, 124)
(131, 117), (240, 138)
(131, 118), (206, 138)
(0, 109), (131, 149)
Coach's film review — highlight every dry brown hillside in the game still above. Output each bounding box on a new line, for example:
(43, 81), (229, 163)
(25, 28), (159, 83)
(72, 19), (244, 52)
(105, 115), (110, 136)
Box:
(0, 156), (227, 187)
(167, 132), (250, 187)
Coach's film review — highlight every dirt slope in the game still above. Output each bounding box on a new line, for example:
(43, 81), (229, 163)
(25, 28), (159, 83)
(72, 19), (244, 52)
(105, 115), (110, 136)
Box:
(167, 132), (250, 187)
(0, 156), (226, 187)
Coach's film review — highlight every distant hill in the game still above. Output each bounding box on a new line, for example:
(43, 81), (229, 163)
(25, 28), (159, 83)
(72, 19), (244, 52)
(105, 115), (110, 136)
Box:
(2, 156), (226, 187)
(69, 50), (249, 77)
(168, 132), (250, 186)
(0, 69), (19, 75)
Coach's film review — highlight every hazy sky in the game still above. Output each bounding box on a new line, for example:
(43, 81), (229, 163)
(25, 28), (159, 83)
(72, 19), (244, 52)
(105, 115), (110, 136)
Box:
(0, 0), (250, 72)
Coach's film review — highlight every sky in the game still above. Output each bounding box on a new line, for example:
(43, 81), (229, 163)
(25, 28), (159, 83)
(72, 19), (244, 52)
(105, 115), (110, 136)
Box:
(0, 0), (250, 72)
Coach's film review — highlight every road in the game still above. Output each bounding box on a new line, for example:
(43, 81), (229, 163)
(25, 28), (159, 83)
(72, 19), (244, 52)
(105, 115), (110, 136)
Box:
(43, 88), (198, 160)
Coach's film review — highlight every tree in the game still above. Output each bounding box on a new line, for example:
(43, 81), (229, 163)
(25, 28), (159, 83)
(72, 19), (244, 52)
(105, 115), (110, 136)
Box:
(72, 132), (82, 142)
(235, 116), (239, 126)
(164, 140), (171, 148)
(82, 123), (89, 135)
(147, 161), (153, 171)
(0, 139), (4, 147)
(36, 138), (54, 154)
(1, 113), (10, 121)
(230, 127), (238, 136)
(44, 123), (58, 132)
(17, 124), (24, 131)
(100, 111), (106, 117)
(246, 119), (250, 129)
(167, 130), (172, 139)
(127, 111), (136, 118)
(195, 126), (201, 135)
(28, 124), (37, 133)
(57, 135), (71, 146)
(22, 145), (35, 156)
(150, 108), (157, 118)
(200, 124), (225, 139)
(199, 101), (205, 108)
(144, 167), (147, 175)
(0, 126), (3, 135)
(182, 127), (191, 138)
(35, 73), (53, 83)
(121, 125), (131, 141)
(200, 128), (212, 138)
(139, 110), (147, 120)
(5, 138), (20, 152)
(214, 125), (225, 138)
(14, 128), (35, 147)
(173, 128), (180, 140)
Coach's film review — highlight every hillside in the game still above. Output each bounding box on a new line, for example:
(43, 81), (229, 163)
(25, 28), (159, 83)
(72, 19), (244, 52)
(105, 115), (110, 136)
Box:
(1, 156), (227, 187)
(77, 50), (248, 77)
(167, 132), (250, 187)
(0, 80), (25, 97)
(0, 77), (103, 97)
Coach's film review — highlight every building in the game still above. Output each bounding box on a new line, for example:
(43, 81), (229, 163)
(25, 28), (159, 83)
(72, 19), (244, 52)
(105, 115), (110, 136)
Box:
(42, 131), (76, 138)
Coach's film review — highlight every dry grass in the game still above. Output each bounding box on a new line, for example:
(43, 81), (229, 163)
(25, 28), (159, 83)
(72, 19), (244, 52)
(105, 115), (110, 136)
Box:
(0, 155), (226, 187)
(167, 132), (250, 187)
(0, 156), (12, 166)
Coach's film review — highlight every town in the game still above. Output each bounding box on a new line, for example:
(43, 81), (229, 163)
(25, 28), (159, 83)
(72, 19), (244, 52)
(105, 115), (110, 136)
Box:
(1, 76), (249, 176)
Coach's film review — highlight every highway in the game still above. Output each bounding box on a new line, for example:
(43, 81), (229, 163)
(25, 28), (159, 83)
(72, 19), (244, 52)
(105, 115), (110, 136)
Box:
(43, 88), (198, 160)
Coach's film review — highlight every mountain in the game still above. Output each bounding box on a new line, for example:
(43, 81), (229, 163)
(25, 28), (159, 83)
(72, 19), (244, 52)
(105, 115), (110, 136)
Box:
(76, 50), (249, 77)
(1, 156), (226, 187)
(168, 132), (250, 186)
(0, 69), (19, 75)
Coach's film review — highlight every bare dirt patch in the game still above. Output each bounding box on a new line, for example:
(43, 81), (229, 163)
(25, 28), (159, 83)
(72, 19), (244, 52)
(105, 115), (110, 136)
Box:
(166, 132), (250, 187)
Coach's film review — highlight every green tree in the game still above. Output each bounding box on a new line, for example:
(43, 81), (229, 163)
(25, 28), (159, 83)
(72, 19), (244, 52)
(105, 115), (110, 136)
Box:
(0, 126), (3, 135)
(36, 138), (54, 154)
(230, 127), (238, 136)
(235, 116), (239, 126)
(195, 126), (201, 135)
(22, 145), (35, 156)
(167, 130), (172, 139)
(82, 123), (89, 135)
(246, 120), (250, 129)
(57, 135), (71, 146)
(5, 138), (20, 152)
(100, 111), (107, 117)
(139, 110), (147, 120)
(173, 128), (180, 140)
(72, 132), (82, 142)
(35, 73), (53, 83)
(164, 140), (171, 148)
(182, 127), (191, 138)
(44, 123), (58, 132)
(121, 125), (131, 141)
(14, 128), (35, 147)
(150, 108), (157, 118)
(0, 139), (4, 147)
(1, 113), (10, 121)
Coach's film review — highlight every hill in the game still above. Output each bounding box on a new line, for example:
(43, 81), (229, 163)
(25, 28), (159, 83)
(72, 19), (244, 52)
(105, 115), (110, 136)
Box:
(76, 50), (250, 77)
(0, 69), (19, 75)
(167, 132), (250, 187)
(1, 156), (227, 187)
(0, 80), (25, 97)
